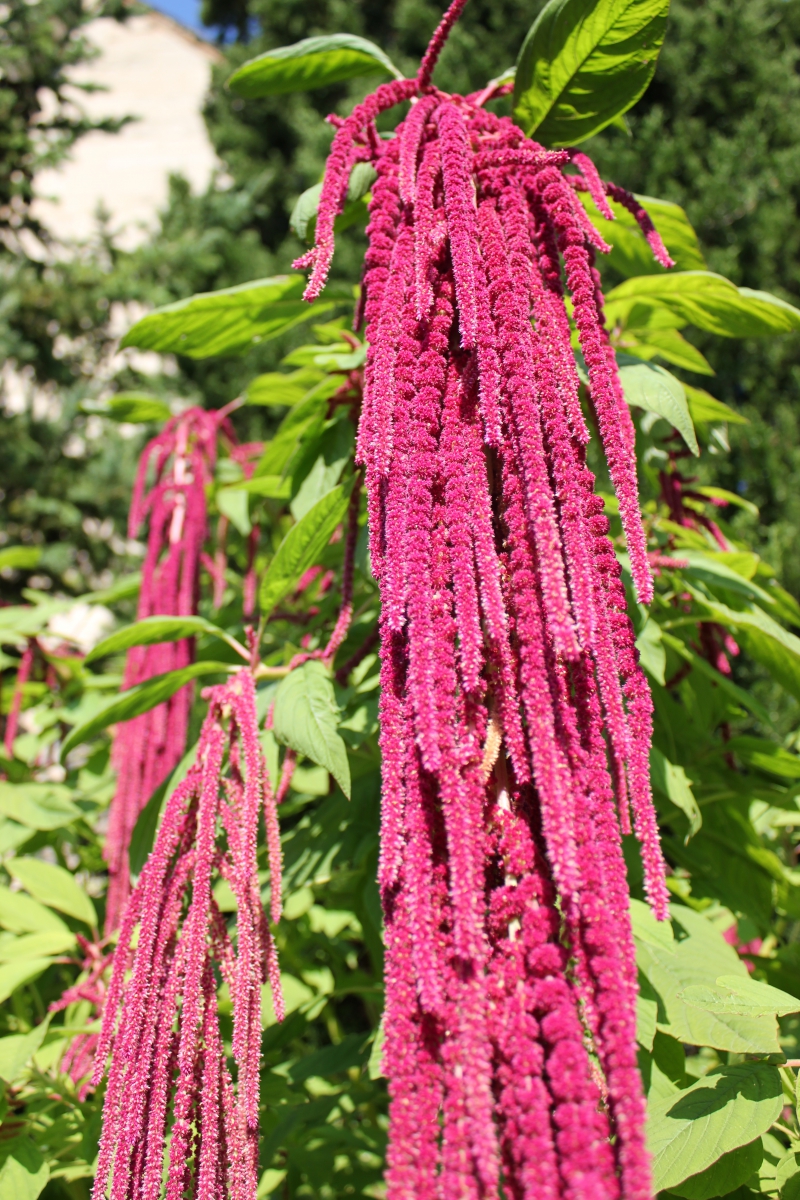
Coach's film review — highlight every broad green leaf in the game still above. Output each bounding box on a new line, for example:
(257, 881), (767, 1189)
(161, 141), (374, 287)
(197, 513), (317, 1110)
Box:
(637, 905), (780, 1053)
(621, 327), (715, 375)
(6, 858), (96, 927)
(513, 0), (670, 146)
(0, 547), (41, 572)
(0, 959), (53, 1005)
(120, 276), (332, 359)
(0, 886), (68, 934)
(630, 897), (675, 952)
(290, 163), (377, 243)
(0, 930), (76, 961)
(272, 660), (351, 798)
(694, 485), (758, 516)
(129, 745), (197, 876)
(618, 358), (699, 454)
(256, 391), (329, 478)
(228, 34), (402, 98)
(777, 1150), (800, 1200)
(579, 191), (706, 276)
(0, 782), (81, 830)
(0, 1136), (49, 1200)
(221, 476), (292, 500)
(668, 1138), (764, 1200)
(679, 974), (800, 1017)
(82, 393), (172, 423)
(636, 618), (666, 684)
(85, 615), (242, 664)
(683, 384), (748, 426)
(215, 485), (251, 536)
(724, 736), (800, 782)
(660, 632), (772, 727)
(690, 594), (800, 703)
(650, 747), (701, 838)
(680, 551), (776, 606)
(61, 661), (233, 760)
(647, 1063), (782, 1193)
(291, 417), (354, 521)
(0, 1016), (51, 1084)
(367, 1018), (385, 1080)
(637, 971), (659, 1049)
(606, 272), (800, 339)
(245, 369), (321, 407)
(289, 1032), (368, 1082)
(260, 483), (352, 615)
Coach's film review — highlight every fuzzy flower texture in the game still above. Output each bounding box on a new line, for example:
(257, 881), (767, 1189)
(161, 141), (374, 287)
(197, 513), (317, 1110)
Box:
(93, 669), (283, 1200)
(297, 2), (672, 1197)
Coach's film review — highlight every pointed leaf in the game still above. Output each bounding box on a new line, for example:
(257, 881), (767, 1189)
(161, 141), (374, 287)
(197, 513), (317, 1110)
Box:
(678, 975), (800, 1018)
(647, 1063), (782, 1193)
(120, 276), (333, 359)
(85, 616), (240, 663)
(0, 886), (68, 935)
(607, 272), (800, 339)
(0, 960), (53, 1006)
(0, 1017), (52, 1084)
(580, 191), (706, 276)
(60, 661), (233, 760)
(514, 0), (670, 146)
(259, 483), (352, 616)
(0, 782), (81, 831)
(0, 1136), (49, 1200)
(650, 748), (701, 838)
(683, 385), (748, 426)
(618, 358), (699, 454)
(668, 1139), (764, 1200)
(228, 34), (402, 98)
(272, 660), (350, 798)
(6, 858), (96, 927)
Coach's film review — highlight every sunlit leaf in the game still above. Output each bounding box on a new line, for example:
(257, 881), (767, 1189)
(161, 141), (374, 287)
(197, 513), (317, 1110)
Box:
(6, 858), (96, 928)
(272, 661), (351, 798)
(228, 34), (401, 98)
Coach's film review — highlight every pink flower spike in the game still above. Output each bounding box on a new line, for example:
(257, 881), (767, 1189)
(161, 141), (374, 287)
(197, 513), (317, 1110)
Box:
(605, 182), (676, 269)
(568, 150), (615, 220)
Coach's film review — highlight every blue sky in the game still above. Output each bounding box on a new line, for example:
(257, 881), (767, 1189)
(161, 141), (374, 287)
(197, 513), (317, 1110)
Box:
(150, 0), (212, 37)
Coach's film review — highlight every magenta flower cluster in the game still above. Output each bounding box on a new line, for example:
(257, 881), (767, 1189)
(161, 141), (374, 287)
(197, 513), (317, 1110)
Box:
(295, 3), (671, 1196)
(93, 668), (283, 1200)
(104, 407), (231, 932)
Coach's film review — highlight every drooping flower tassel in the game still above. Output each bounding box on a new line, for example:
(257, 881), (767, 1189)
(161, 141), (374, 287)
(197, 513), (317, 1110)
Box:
(92, 669), (283, 1200)
(104, 407), (233, 932)
(295, 2), (671, 1195)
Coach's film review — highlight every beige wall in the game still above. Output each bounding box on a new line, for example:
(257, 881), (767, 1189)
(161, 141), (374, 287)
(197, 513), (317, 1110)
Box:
(32, 12), (222, 249)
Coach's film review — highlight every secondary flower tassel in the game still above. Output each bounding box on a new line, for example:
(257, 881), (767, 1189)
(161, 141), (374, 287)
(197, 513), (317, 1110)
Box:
(92, 669), (283, 1200)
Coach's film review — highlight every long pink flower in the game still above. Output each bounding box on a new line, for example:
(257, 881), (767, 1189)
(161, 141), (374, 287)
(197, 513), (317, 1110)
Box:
(92, 669), (283, 1200)
(295, 1), (670, 1193)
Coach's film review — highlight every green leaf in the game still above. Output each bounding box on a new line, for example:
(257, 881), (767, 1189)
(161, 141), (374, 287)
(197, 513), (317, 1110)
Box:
(637, 971), (659, 1049)
(637, 905), (780, 1053)
(245, 369), (321, 407)
(617, 358), (699, 454)
(647, 1063), (782, 1193)
(289, 1032), (368, 1082)
(650, 747), (701, 839)
(6, 858), (96, 927)
(290, 163), (377, 243)
(85, 615), (243, 664)
(622, 327), (715, 375)
(668, 1138), (764, 1200)
(683, 384), (748, 426)
(60, 661), (233, 760)
(689, 595), (800, 704)
(367, 1018), (385, 1080)
(228, 34), (402, 98)
(82, 393), (172, 423)
(272, 660), (351, 798)
(0, 782), (81, 830)
(579, 191), (706, 276)
(216, 485), (252, 536)
(0, 547), (41, 572)
(259, 483), (352, 616)
(0, 1136), (49, 1200)
(221, 476), (292, 500)
(0, 1017), (51, 1084)
(636, 618), (666, 684)
(513, 0), (670, 146)
(724, 736), (800, 782)
(120, 276), (332, 359)
(606, 272), (800, 339)
(0, 960), (53, 1006)
(0, 886), (69, 934)
(678, 974), (800, 1018)
(291, 417), (354, 521)
(0, 931), (76, 961)
(777, 1149), (800, 1200)
(659, 632), (772, 727)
